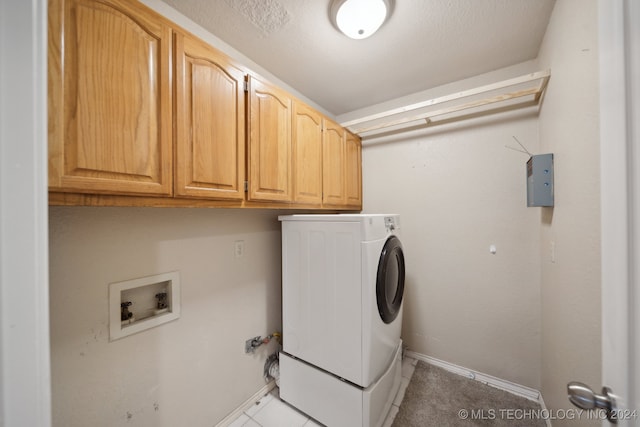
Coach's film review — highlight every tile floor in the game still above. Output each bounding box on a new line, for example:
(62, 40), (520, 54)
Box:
(227, 355), (418, 427)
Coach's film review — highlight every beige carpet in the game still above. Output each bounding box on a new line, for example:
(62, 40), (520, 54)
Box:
(393, 361), (546, 426)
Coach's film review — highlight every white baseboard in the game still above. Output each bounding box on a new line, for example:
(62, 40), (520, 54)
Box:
(215, 381), (276, 427)
(405, 350), (542, 403)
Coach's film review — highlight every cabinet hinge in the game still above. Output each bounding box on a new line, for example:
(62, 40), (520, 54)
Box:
(244, 181), (248, 192)
(243, 80), (249, 92)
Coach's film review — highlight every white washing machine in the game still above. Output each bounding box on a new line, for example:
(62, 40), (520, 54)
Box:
(278, 214), (405, 427)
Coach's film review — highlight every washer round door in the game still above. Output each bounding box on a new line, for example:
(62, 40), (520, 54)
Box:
(376, 235), (405, 324)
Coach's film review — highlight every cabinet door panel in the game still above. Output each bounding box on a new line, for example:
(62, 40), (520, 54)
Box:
(322, 120), (346, 206)
(48, 0), (172, 195)
(175, 32), (245, 199)
(345, 131), (362, 208)
(292, 102), (323, 205)
(248, 76), (292, 202)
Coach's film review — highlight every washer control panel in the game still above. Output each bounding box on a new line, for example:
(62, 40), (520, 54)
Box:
(384, 216), (398, 232)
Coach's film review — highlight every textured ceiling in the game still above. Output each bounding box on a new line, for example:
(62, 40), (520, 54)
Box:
(159, 0), (556, 116)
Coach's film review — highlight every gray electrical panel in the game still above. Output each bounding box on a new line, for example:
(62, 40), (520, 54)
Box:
(527, 153), (554, 207)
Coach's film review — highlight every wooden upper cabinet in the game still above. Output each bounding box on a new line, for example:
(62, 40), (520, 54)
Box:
(47, 0), (363, 209)
(292, 102), (323, 205)
(174, 31), (245, 200)
(247, 75), (292, 202)
(345, 131), (362, 208)
(322, 119), (346, 206)
(48, 0), (173, 195)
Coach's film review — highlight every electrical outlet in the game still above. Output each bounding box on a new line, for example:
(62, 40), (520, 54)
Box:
(234, 240), (244, 258)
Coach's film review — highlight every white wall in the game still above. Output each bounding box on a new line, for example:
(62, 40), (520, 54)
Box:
(357, 64), (543, 389)
(49, 207), (283, 426)
(536, 0), (601, 423)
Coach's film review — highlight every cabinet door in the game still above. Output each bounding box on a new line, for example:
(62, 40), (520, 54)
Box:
(174, 32), (245, 200)
(48, 0), (172, 195)
(345, 131), (362, 208)
(292, 102), (323, 205)
(322, 119), (346, 206)
(248, 75), (292, 202)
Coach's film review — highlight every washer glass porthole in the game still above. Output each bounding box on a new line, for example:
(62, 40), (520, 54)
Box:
(376, 236), (405, 324)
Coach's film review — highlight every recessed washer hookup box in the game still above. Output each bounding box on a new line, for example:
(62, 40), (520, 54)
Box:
(527, 153), (554, 207)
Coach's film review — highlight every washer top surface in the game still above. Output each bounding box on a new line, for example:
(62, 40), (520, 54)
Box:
(278, 214), (398, 222)
(279, 214), (400, 241)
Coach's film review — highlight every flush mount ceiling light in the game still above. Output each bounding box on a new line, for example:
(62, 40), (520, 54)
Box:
(330, 0), (391, 40)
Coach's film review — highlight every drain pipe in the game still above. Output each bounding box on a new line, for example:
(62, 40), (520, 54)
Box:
(264, 352), (280, 386)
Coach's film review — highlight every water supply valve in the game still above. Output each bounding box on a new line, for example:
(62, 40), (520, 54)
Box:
(120, 301), (133, 322)
(245, 336), (263, 354)
(120, 301), (136, 326)
(244, 332), (282, 354)
(155, 292), (168, 309)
